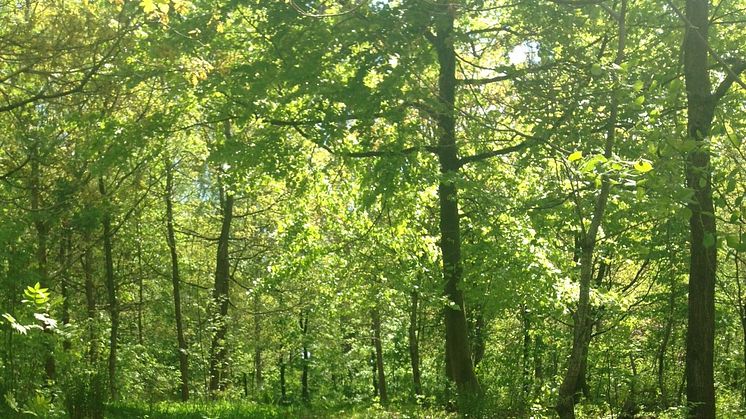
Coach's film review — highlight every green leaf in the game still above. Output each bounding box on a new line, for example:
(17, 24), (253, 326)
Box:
(633, 161), (653, 173)
(726, 234), (741, 248)
(568, 151), (583, 162)
(580, 155), (607, 173)
(590, 64), (603, 76)
(726, 234), (746, 252)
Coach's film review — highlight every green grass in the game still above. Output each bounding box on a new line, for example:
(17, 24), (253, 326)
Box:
(106, 401), (454, 419)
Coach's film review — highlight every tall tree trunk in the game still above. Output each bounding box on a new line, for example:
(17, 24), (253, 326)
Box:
(408, 287), (422, 397)
(82, 242), (97, 363)
(658, 275), (676, 406)
(60, 233), (71, 351)
(533, 334), (544, 399)
(253, 293), (263, 391)
(735, 240), (746, 405)
(371, 350), (378, 398)
(556, 4), (626, 417)
(371, 307), (387, 404)
(30, 144), (55, 382)
(431, 2), (480, 400)
(99, 177), (118, 401)
(300, 311), (310, 403)
(136, 225), (144, 347)
(682, 1), (716, 417)
(521, 307), (532, 404)
(165, 158), (190, 401)
(208, 187), (233, 394)
(470, 307), (486, 368)
(279, 353), (287, 404)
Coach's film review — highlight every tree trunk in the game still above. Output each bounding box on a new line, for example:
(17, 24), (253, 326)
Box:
(300, 311), (310, 403)
(82, 242), (97, 363)
(408, 288), (422, 397)
(521, 307), (532, 403)
(682, 1), (716, 417)
(371, 350), (378, 398)
(136, 225), (144, 347)
(658, 275), (676, 406)
(60, 234), (71, 351)
(556, 4), (626, 417)
(431, 2), (480, 400)
(165, 158), (190, 401)
(735, 239), (746, 405)
(208, 187), (233, 394)
(470, 307), (486, 368)
(253, 293), (263, 391)
(533, 334), (544, 399)
(279, 353), (287, 404)
(30, 145), (55, 382)
(99, 177), (118, 401)
(371, 307), (387, 404)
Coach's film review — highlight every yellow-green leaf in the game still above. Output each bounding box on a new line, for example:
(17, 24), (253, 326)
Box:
(140, 0), (156, 13)
(634, 161), (653, 173)
(568, 151), (583, 162)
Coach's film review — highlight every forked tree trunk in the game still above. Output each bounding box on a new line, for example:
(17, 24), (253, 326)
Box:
(556, 4), (626, 417)
(209, 122), (235, 395)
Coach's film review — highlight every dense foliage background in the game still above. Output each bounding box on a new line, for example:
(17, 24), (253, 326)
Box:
(0, 0), (744, 417)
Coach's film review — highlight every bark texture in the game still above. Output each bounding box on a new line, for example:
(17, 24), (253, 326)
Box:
(431, 1), (480, 400)
(682, 1), (716, 417)
(165, 159), (190, 401)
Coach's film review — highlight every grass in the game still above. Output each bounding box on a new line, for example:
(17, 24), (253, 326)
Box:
(106, 401), (454, 419)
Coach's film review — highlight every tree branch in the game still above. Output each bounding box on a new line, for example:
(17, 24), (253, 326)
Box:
(458, 107), (573, 168)
(713, 60), (746, 102)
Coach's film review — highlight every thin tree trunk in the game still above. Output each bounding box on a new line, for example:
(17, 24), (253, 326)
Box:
(165, 158), (190, 401)
(658, 275), (676, 406)
(533, 334), (544, 399)
(30, 145), (55, 382)
(431, 2), (480, 400)
(300, 311), (310, 403)
(99, 177), (118, 401)
(82, 242), (97, 363)
(682, 1), (717, 417)
(371, 307), (387, 404)
(60, 233), (71, 351)
(521, 307), (532, 404)
(735, 237), (746, 405)
(470, 307), (486, 368)
(253, 293), (263, 391)
(556, 4), (626, 417)
(371, 350), (378, 398)
(408, 287), (422, 397)
(279, 353), (287, 404)
(208, 187), (233, 394)
(136, 225), (144, 347)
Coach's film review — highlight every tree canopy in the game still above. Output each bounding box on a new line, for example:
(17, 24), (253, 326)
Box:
(0, 0), (745, 418)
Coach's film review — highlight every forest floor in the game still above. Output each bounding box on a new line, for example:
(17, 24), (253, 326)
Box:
(106, 401), (454, 419)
